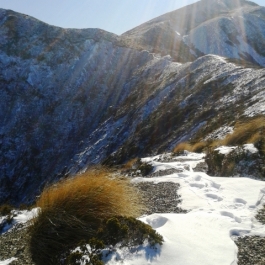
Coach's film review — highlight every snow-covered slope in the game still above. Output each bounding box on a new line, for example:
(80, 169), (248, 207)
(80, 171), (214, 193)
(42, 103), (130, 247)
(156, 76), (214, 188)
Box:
(184, 6), (265, 66)
(122, 0), (265, 66)
(127, 152), (265, 265)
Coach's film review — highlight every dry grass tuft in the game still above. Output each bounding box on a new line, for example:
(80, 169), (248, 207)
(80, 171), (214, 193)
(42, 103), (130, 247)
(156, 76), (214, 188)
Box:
(191, 142), (207, 153)
(208, 116), (265, 148)
(173, 141), (207, 153)
(221, 116), (265, 146)
(29, 168), (143, 265)
(174, 116), (265, 154)
(173, 142), (193, 153)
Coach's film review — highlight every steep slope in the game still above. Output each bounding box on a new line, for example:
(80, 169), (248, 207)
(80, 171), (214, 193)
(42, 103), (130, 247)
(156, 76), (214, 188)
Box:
(0, 9), (156, 204)
(0, 5), (265, 205)
(121, 0), (265, 66)
(73, 55), (265, 167)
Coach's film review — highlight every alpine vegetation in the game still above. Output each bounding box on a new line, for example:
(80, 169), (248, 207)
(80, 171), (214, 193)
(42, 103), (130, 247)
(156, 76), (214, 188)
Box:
(29, 169), (158, 265)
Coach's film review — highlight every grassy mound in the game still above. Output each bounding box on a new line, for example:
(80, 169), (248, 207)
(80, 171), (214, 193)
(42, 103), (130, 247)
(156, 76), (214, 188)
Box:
(29, 169), (144, 265)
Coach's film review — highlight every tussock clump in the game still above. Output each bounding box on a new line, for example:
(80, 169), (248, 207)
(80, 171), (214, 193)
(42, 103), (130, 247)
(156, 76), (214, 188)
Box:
(174, 116), (265, 155)
(173, 142), (193, 154)
(29, 168), (143, 265)
(219, 116), (265, 147)
(173, 141), (207, 154)
(190, 142), (207, 153)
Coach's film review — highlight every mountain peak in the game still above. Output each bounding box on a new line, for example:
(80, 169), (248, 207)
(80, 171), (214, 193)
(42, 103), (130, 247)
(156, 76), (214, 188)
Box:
(200, 0), (258, 7)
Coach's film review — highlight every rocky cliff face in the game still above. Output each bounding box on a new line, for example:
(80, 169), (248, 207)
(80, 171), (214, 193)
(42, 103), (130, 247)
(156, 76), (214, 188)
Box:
(0, 0), (265, 204)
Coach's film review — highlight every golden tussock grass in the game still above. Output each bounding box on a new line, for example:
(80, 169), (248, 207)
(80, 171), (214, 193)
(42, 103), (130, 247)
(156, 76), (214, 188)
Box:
(174, 116), (265, 154)
(191, 142), (207, 153)
(173, 141), (207, 153)
(29, 168), (143, 265)
(173, 142), (193, 153)
(212, 116), (265, 148)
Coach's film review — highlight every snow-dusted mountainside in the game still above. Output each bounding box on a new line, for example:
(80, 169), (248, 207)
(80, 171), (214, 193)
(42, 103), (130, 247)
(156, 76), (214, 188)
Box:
(0, 1), (265, 204)
(78, 54), (265, 166)
(0, 8), (155, 203)
(122, 0), (265, 66)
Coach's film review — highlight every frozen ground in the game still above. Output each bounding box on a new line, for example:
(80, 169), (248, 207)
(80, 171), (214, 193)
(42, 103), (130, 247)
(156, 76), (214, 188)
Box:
(0, 151), (264, 265)
(0, 208), (39, 234)
(125, 151), (265, 265)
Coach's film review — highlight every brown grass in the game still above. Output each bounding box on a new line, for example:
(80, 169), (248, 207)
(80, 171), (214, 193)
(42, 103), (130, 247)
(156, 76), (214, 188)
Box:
(209, 116), (265, 148)
(191, 142), (207, 153)
(173, 142), (193, 153)
(173, 141), (207, 153)
(29, 168), (143, 265)
(174, 116), (265, 154)
(221, 116), (265, 146)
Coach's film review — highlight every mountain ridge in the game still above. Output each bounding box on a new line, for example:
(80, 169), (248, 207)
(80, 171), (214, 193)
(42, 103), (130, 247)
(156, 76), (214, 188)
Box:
(122, 0), (265, 66)
(0, 1), (265, 204)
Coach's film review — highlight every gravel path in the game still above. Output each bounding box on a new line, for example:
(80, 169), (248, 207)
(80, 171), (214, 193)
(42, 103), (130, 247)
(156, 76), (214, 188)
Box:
(135, 182), (187, 215)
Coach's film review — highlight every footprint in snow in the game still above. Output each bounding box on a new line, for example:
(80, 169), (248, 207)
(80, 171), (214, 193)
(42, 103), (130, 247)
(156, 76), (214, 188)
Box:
(146, 214), (168, 229)
(220, 211), (242, 223)
(194, 175), (202, 181)
(205, 193), (223, 202)
(189, 182), (205, 189)
(234, 198), (247, 205)
(211, 182), (221, 190)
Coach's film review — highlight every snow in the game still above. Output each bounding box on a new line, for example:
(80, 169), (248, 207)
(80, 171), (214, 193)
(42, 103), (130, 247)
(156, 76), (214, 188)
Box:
(142, 152), (205, 173)
(214, 144), (258, 156)
(142, 213), (237, 265)
(243, 143), (258, 154)
(0, 258), (17, 265)
(13, 208), (39, 224)
(214, 146), (237, 155)
(125, 152), (265, 265)
(0, 208), (39, 234)
(205, 126), (234, 140)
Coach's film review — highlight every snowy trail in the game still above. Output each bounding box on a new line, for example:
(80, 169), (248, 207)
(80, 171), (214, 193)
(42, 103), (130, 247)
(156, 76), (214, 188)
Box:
(122, 152), (265, 265)
(0, 152), (264, 265)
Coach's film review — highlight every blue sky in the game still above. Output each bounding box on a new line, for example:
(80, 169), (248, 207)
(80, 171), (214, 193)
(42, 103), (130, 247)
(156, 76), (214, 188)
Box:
(0, 0), (263, 35)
